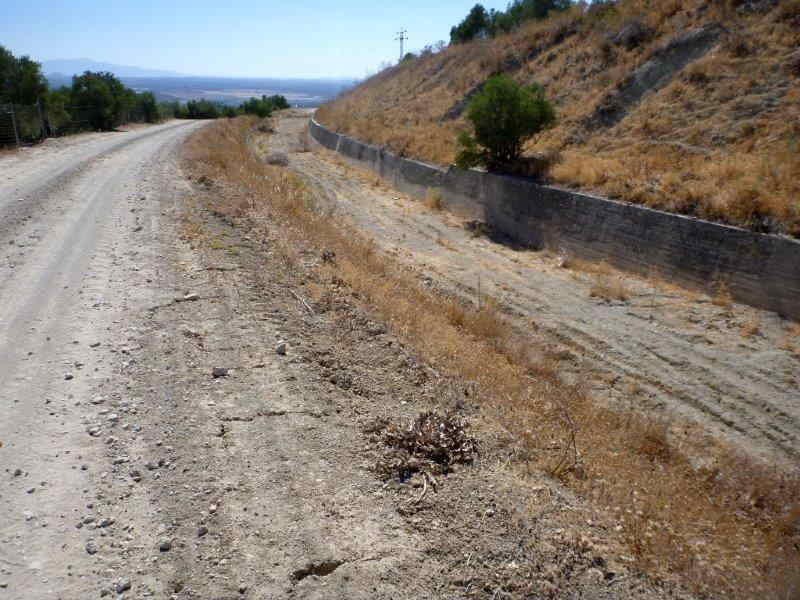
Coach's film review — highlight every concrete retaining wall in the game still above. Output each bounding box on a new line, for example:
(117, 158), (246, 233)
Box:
(309, 118), (800, 320)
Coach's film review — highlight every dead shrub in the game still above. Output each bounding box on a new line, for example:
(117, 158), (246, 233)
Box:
(590, 274), (630, 301)
(684, 62), (711, 85)
(368, 411), (478, 480)
(635, 422), (673, 464)
(712, 279), (734, 310)
(266, 152), (289, 166)
(741, 316), (761, 337)
(257, 119), (274, 134)
(424, 187), (443, 211)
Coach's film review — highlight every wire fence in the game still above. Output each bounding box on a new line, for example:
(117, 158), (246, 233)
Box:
(0, 102), (152, 148)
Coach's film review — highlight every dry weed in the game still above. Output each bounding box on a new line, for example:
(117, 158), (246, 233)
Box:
(590, 274), (630, 302)
(424, 187), (443, 211)
(741, 315), (761, 337)
(368, 411), (478, 480)
(712, 279), (734, 310)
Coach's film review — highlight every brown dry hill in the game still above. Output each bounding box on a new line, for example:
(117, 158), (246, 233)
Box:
(315, 0), (800, 237)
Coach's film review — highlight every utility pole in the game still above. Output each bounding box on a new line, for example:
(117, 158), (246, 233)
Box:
(395, 29), (408, 61)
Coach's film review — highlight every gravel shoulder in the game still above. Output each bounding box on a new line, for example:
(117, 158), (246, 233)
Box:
(276, 111), (799, 469)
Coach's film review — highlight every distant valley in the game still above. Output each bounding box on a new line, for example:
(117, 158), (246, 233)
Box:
(43, 59), (356, 107)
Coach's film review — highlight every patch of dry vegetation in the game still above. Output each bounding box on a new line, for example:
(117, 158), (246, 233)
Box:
(184, 117), (800, 599)
(316, 0), (800, 236)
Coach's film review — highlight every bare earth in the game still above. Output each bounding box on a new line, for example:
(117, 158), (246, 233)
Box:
(1, 122), (685, 598)
(277, 111), (799, 469)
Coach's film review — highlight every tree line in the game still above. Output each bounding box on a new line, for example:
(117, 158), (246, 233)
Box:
(450, 0), (574, 44)
(1, 45), (290, 137)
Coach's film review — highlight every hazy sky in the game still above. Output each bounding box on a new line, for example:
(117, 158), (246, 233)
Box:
(2, 0), (511, 78)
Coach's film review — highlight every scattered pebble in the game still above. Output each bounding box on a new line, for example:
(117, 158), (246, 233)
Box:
(158, 538), (172, 552)
(85, 540), (98, 555)
(212, 367), (229, 378)
(115, 578), (131, 593)
(64, 373), (74, 381)
(197, 526), (208, 537)
(276, 341), (287, 355)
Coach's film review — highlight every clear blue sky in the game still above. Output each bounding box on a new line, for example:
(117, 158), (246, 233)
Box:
(1, 0), (511, 78)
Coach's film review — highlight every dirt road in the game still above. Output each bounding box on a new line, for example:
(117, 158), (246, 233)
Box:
(278, 112), (799, 468)
(0, 122), (443, 599)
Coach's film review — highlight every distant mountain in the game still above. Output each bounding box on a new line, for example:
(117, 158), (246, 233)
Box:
(42, 58), (187, 78)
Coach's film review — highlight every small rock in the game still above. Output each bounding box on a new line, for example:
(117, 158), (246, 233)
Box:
(85, 540), (98, 555)
(211, 367), (229, 379)
(238, 584), (248, 594)
(99, 518), (115, 528)
(180, 293), (200, 302)
(115, 578), (131, 593)
(197, 526), (208, 537)
(582, 567), (605, 586)
(275, 341), (287, 355)
(89, 342), (101, 348)
(130, 470), (142, 482)
(13, 468), (22, 477)
(26, 487), (35, 494)
(64, 373), (74, 381)
(158, 538), (172, 552)
(88, 426), (101, 437)
(23, 511), (34, 521)
(209, 504), (218, 514)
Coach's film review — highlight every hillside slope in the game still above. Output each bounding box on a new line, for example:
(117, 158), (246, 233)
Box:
(316, 0), (800, 237)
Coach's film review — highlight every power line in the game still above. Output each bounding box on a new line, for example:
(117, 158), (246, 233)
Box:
(395, 29), (408, 61)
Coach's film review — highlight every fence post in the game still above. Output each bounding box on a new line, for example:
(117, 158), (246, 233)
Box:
(36, 99), (47, 140)
(9, 105), (20, 149)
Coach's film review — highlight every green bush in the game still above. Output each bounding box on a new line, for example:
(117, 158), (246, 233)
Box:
(241, 94), (289, 118)
(455, 74), (555, 172)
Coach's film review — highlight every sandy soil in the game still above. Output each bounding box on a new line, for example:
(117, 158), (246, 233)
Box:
(274, 110), (799, 470)
(0, 120), (681, 598)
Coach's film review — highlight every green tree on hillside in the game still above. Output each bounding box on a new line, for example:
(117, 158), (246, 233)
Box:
(450, 0), (574, 42)
(455, 74), (555, 171)
(450, 4), (491, 43)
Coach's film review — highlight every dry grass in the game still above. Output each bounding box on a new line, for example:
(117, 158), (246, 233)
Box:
(589, 274), (630, 302)
(184, 117), (800, 599)
(742, 315), (762, 338)
(424, 187), (443, 211)
(316, 0), (800, 237)
(712, 279), (734, 310)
